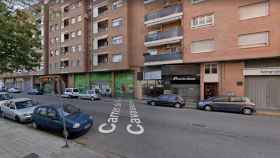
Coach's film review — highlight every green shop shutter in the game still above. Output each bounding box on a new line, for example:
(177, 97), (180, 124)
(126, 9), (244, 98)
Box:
(74, 74), (90, 93)
(115, 71), (134, 98)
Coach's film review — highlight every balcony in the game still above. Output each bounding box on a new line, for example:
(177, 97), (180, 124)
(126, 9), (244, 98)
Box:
(144, 4), (183, 26)
(145, 28), (183, 47)
(144, 51), (183, 66)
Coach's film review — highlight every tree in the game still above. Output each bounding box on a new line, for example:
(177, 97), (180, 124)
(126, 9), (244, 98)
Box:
(0, 2), (41, 73)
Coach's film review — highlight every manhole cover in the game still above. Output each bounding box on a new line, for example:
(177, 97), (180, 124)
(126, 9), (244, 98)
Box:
(22, 153), (40, 158)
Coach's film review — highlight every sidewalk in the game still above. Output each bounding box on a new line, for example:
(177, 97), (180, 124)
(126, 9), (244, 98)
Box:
(0, 118), (104, 158)
(256, 110), (280, 117)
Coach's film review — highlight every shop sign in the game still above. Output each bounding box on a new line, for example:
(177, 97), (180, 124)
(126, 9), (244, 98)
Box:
(171, 75), (198, 81)
(144, 71), (162, 80)
(244, 67), (280, 76)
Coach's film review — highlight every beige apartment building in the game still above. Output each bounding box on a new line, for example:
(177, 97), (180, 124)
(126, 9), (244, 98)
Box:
(1, 0), (280, 110)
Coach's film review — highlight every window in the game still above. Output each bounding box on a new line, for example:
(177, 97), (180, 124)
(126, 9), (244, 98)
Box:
(230, 97), (244, 102)
(55, 37), (59, 43)
(112, 17), (123, 28)
(47, 108), (58, 119)
(64, 33), (69, 40)
(60, 60), (69, 68)
(63, 19), (70, 27)
(112, 35), (123, 45)
(77, 30), (82, 36)
(205, 63), (218, 74)
(97, 38), (108, 48)
(112, 54), (123, 63)
(71, 17), (76, 24)
(55, 49), (59, 56)
(71, 4), (76, 9)
(148, 49), (158, 55)
(192, 14), (214, 28)
(71, 32), (76, 38)
(77, 15), (82, 22)
(63, 6), (69, 13)
(37, 107), (47, 116)
(51, 38), (55, 44)
(78, 1), (82, 7)
(240, 2), (269, 20)
(238, 32), (269, 48)
(191, 0), (207, 4)
(98, 5), (108, 15)
(98, 54), (109, 64)
(191, 39), (215, 53)
(71, 46), (76, 52)
(50, 25), (54, 31)
(55, 24), (59, 30)
(50, 50), (54, 56)
(213, 97), (229, 102)
(112, 0), (123, 10)
(62, 47), (69, 54)
(78, 45), (82, 52)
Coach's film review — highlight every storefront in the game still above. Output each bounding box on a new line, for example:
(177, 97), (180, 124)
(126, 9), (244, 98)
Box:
(244, 59), (280, 110)
(143, 64), (201, 107)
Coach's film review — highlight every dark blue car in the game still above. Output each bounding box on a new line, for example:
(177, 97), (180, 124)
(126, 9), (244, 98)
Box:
(32, 104), (93, 137)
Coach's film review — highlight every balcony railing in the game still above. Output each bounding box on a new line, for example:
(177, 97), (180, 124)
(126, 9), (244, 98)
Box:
(144, 51), (182, 63)
(144, 4), (182, 22)
(145, 28), (182, 42)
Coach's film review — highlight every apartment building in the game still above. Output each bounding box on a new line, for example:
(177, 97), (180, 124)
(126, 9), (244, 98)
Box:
(143, 0), (280, 110)
(73, 0), (144, 98)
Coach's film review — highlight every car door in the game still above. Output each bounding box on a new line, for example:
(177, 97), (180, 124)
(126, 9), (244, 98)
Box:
(168, 95), (177, 106)
(35, 107), (49, 128)
(211, 97), (230, 111)
(46, 107), (63, 131)
(158, 95), (169, 106)
(229, 97), (244, 112)
(1, 102), (10, 117)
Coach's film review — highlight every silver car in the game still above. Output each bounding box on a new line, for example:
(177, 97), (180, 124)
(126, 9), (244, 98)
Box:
(79, 90), (100, 101)
(0, 98), (38, 123)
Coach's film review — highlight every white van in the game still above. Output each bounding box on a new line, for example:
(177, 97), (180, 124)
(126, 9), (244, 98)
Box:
(62, 88), (79, 98)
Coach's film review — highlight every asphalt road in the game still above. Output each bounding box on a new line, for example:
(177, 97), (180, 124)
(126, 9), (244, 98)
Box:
(14, 94), (280, 158)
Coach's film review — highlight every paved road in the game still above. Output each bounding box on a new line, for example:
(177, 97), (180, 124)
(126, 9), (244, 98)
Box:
(14, 94), (280, 158)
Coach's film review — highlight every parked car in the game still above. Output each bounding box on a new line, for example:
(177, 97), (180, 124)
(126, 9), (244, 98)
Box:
(28, 89), (43, 95)
(61, 88), (79, 98)
(79, 90), (100, 101)
(197, 96), (256, 115)
(32, 104), (93, 137)
(0, 98), (38, 123)
(7, 88), (21, 93)
(147, 94), (185, 108)
(0, 92), (14, 101)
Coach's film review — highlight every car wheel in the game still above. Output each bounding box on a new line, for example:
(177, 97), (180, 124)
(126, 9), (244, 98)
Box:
(151, 101), (156, 106)
(175, 103), (181, 108)
(204, 105), (212, 111)
(243, 108), (253, 115)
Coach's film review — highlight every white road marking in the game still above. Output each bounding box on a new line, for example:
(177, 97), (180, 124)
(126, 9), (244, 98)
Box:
(98, 100), (122, 134)
(126, 100), (144, 135)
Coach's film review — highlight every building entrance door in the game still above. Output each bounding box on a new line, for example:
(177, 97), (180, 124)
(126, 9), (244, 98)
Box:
(204, 83), (218, 99)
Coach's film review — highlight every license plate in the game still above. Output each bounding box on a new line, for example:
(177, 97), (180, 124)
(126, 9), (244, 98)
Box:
(84, 123), (91, 129)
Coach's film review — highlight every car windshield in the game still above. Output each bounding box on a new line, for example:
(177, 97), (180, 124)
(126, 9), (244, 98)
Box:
(63, 104), (80, 116)
(15, 100), (34, 109)
(1, 94), (13, 100)
(73, 89), (79, 92)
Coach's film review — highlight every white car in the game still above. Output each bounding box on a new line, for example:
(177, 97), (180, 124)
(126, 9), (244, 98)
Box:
(7, 88), (21, 93)
(79, 90), (100, 101)
(0, 98), (38, 123)
(62, 88), (79, 98)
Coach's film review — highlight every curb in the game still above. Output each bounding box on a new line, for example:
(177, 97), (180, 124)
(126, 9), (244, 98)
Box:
(256, 111), (280, 117)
